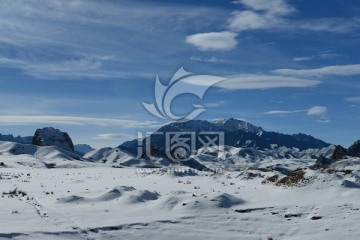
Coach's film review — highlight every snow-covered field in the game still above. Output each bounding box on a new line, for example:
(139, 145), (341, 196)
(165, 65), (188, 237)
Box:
(1, 154), (360, 240)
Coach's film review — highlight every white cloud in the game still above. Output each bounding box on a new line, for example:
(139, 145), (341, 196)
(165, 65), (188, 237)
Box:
(186, 32), (238, 51)
(345, 97), (360, 103)
(0, 116), (158, 128)
(186, 0), (359, 51)
(228, 0), (292, 32)
(228, 10), (281, 31)
(273, 64), (360, 77)
(307, 106), (327, 116)
(215, 74), (320, 90)
(229, 0), (359, 34)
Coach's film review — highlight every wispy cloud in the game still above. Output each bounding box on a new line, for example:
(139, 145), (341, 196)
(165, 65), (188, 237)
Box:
(184, 74), (320, 90)
(292, 51), (339, 62)
(0, 116), (158, 128)
(190, 56), (224, 63)
(297, 18), (360, 33)
(272, 64), (360, 77)
(266, 106), (327, 116)
(186, 32), (238, 51)
(0, 0), (223, 79)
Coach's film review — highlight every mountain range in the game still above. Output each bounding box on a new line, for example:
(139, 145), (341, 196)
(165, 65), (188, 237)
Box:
(119, 118), (331, 155)
(1, 119), (359, 169)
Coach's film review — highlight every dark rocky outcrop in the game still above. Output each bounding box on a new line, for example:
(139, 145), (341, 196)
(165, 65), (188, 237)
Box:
(32, 127), (74, 152)
(348, 140), (360, 157)
(331, 145), (348, 160)
(313, 140), (360, 169)
(312, 156), (335, 169)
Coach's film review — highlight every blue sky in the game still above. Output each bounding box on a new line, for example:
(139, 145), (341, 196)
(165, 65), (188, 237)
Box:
(0, 0), (359, 148)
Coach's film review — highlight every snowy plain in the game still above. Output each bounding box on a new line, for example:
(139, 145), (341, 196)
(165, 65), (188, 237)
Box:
(1, 142), (360, 240)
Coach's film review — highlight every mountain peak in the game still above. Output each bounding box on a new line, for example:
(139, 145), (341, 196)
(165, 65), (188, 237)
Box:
(212, 118), (263, 134)
(158, 118), (263, 134)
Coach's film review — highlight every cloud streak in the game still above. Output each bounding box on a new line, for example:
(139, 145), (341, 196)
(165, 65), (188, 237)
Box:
(95, 133), (134, 139)
(272, 64), (360, 77)
(265, 106), (327, 116)
(208, 74), (320, 90)
(265, 106), (330, 123)
(346, 97), (360, 103)
(0, 0), (223, 79)
(0, 116), (158, 128)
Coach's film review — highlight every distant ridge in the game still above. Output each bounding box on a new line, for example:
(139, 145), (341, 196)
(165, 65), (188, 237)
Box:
(120, 118), (331, 154)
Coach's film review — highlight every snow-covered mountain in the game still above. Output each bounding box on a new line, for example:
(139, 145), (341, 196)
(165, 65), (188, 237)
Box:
(120, 118), (331, 156)
(32, 127), (75, 152)
(0, 141), (89, 168)
(84, 147), (171, 168)
(158, 118), (263, 134)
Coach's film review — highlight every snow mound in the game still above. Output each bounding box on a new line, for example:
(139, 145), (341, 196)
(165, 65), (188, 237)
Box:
(57, 195), (88, 203)
(123, 190), (160, 204)
(84, 147), (167, 168)
(341, 180), (360, 189)
(96, 186), (136, 201)
(210, 193), (245, 208)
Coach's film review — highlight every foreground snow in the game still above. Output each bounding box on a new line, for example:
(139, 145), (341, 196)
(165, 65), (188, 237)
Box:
(1, 157), (360, 240)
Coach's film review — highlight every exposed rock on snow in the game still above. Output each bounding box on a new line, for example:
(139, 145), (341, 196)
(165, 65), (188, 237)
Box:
(332, 145), (348, 160)
(32, 127), (75, 152)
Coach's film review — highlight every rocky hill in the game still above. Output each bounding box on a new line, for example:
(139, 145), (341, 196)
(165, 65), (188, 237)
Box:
(32, 127), (75, 152)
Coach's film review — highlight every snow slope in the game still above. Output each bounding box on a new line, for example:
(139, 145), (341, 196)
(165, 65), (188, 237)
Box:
(1, 151), (360, 239)
(0, 141), (91, 169)
(84, 147), (170, 168)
